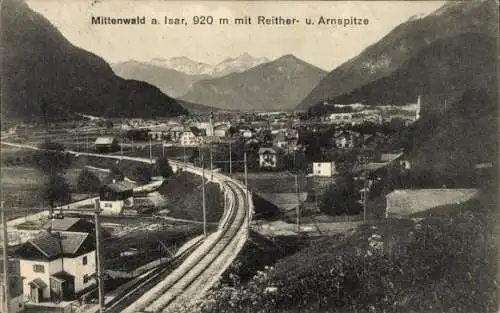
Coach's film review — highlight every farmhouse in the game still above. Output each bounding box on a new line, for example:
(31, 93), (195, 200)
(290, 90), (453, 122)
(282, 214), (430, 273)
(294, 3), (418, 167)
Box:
(385, 189), (479, 218)
(312, 161), (336, 177)
(17, 231), (96, 303)
(99, 181), (135, 214)
(258, 147), (277, 169)
(94, 136), (119, 153)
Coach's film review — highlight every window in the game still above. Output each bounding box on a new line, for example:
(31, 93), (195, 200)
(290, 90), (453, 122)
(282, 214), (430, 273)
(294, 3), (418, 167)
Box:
(105, 203), (112, 208)
(83, 274), (90, 284)
(33, 264), (45, 273)
(83, 256), (88, 265)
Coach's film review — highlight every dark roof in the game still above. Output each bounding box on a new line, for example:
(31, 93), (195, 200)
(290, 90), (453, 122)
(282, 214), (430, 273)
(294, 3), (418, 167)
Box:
(29, 278), (47, 289)
(27, 231), (91, 259)
(103, 181), (135, 193)
(258, 147), (277, 154)
(42, 217), (80, 231)
(189, 126), (202, 136)
(52, 271), (74, 283)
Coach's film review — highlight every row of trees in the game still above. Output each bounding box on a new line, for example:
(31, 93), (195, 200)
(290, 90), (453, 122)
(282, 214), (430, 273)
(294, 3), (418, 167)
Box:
(33, 143), (176, 207)
(77, 156), (175, 193)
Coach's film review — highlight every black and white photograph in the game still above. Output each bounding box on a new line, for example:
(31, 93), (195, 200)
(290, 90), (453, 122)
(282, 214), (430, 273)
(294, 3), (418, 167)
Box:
(0, 0), (498, 312)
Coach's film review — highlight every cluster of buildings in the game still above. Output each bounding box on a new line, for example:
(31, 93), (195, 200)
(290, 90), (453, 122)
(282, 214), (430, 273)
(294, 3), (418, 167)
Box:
(324, 97), (422, 126)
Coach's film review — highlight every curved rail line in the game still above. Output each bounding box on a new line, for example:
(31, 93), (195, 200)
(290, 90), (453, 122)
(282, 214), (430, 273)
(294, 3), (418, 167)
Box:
(138, 181), (247, 313)
(1, 141), (252, 313)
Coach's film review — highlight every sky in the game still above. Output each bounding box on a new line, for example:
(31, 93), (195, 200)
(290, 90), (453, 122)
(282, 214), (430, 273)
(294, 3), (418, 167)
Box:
(26, 0), (446, 71)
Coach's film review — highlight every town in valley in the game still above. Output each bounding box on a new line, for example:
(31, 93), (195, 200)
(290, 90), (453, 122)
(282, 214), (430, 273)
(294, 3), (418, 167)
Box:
(0, 1), (497, 313)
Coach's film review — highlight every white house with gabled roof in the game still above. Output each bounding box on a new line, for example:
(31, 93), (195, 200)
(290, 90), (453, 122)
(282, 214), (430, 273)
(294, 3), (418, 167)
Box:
(17, 231), (96, 303)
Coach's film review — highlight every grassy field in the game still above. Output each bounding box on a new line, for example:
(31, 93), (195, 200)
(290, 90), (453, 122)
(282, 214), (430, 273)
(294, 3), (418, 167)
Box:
(0, 166), (46, 209)
(158, 172), (224, 222)
(0, 165), (83, 211)
(232, 172), (334, 194)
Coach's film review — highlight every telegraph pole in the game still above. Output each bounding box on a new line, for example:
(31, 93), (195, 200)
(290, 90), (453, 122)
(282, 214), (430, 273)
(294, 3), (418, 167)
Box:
(162, 141), (165, 158)
(86, 136), (89, 152)
(295, 174), (300, 233)
(1, 201), (10, 313)
(94, 199), (105, 312)
(244, 152), (250, 238)
(210, 144), (213, 171)
(244, 152), (248, 194)
(359, 156), (369, 223)
(120, 138), (123, 160)
(229, 140), (232, 177)
(149, 136), (153, 164)
(201, 152), (207, 239)
(183, 145), (187, 169)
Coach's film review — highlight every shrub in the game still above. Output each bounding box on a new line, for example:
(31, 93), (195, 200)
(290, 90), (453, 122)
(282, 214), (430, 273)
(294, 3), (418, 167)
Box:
(134, 165), (152, 184)
(154, 156), (174, 178)
(320, 174), (361, 215)
(43, 175), (71, 207)
(77, 169), (101, 193)
(108, 165), (124, 182)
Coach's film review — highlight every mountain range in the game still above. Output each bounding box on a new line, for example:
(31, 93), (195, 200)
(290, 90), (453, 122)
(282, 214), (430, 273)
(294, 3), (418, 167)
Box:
(298, 0), (498, 110)
(149, 53), (270, 77)
(111, 60), (210, 98)
(181, 55), (327, 111)
(1, 0), (188, 123)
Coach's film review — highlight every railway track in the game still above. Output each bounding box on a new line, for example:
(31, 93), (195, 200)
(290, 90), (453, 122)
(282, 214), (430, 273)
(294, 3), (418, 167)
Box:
(1, 140), (253, 313)
(120, 180), (248, 313)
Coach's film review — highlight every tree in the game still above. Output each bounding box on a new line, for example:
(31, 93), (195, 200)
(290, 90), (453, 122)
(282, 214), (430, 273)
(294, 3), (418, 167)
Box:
(134, 165), (152, 184)
(320, 174), (361, 215)
(34, 141), (72, 208)
(456, 88), (494, 118)
(257, 129), (272, 145)
(43, 175), (71, 207)
(109, 165), (125, 182)
(77, 169), (101, 194)
(105, 120), (114, 129)
(34, 146), (71, 176)
(154, 156), (174, 178)
(227, 126), (239, 138)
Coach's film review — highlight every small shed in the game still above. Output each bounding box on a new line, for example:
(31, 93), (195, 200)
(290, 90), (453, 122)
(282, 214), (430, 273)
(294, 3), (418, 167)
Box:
(99, 181), (135, 214)
(94, 136), (119, 153)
